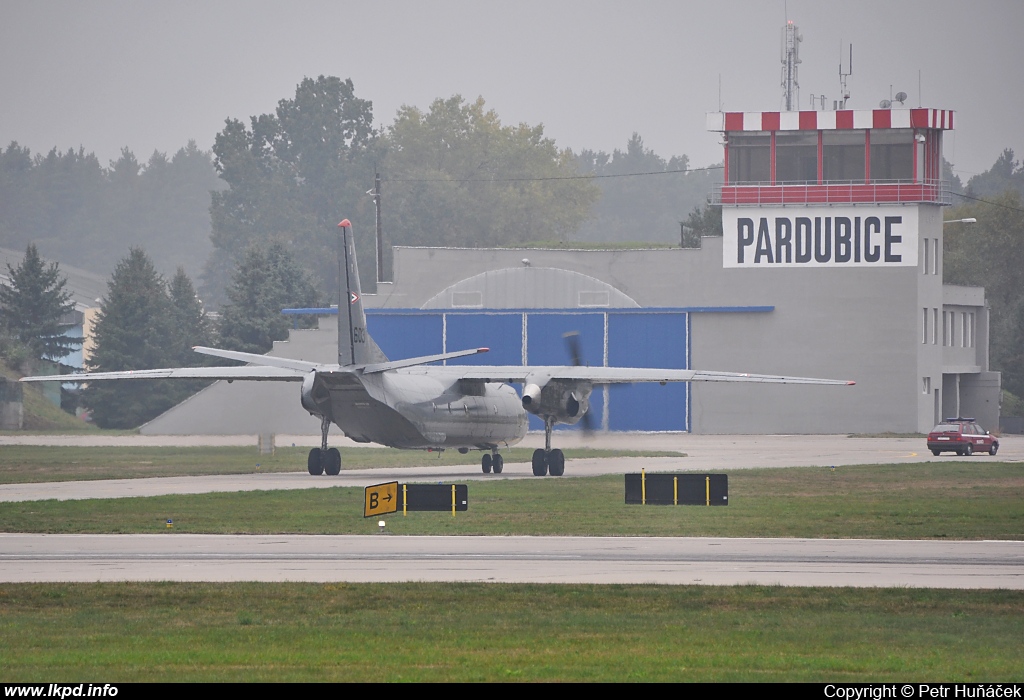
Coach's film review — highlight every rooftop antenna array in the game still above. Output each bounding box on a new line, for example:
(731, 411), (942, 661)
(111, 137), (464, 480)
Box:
(879, 91), (907, 110)
(837, 41), (852, 109)
(780, 21), (802, 111)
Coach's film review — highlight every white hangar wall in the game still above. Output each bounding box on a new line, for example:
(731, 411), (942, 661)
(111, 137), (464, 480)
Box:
(364, 217), (995, 434)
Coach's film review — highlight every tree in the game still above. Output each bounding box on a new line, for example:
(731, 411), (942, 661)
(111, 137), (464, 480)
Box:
(573, 133), (720, 244)
(944, 191), (1024, 398)
(681, 203), (723, 246)
(0, 141), (221, 282)
(207, 76), (378, 303)
(0, 243), (82, 367)
(218, 243), (321, 355)
(167, 267), (214, 365)
(381, 95), (598, 251)
(966, 149), (1024, 200)
(83, 249), (206, 428)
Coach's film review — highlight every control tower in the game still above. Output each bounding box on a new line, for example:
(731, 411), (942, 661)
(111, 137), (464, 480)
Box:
(705, 105), (998, 431)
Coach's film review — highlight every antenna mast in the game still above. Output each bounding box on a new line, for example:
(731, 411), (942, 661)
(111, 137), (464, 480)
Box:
(838, 42), (853, 109)
(780, 21), (802, 111)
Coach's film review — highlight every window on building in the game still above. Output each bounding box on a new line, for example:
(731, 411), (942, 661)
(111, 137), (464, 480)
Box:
(822, 130), (865, 182)
(969, 312), (976, 347)
(933, 238), (939, 274)
(775, 132), (818, 183)
(729, 133), (771, 183)
(923, 376), (931, 395)
(922, 308), (928, 344)
(962, 312), (968, 348)
(933, 308), (939, 345)
(870, 129), (914, 182)
(922, 238), (930, 274)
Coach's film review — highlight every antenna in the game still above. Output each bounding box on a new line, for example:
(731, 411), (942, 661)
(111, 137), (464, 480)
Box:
(838, 41), (852, 109)
(780, 21), (802, 111)
(895, 91), (907, 105)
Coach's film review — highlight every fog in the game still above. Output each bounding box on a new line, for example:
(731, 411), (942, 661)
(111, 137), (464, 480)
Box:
(1, 0), (1021, 178)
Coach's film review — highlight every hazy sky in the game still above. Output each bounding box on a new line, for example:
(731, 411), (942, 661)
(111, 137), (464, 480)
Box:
(2, 0), (1021, 180)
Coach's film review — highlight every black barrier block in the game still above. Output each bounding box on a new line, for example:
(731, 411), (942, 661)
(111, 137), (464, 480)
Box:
(403, 483), (468, 511)
(625, 473), (728, 505)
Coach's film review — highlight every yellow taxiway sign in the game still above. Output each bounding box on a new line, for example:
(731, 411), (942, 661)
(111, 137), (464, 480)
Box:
(364, 481), (399, 518)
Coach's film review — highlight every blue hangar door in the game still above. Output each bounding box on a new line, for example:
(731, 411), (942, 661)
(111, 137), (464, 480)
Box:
(364, 309), (690, 432)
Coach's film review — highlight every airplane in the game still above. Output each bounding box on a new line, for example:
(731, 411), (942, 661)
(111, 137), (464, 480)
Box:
(23, 220), (855, 477)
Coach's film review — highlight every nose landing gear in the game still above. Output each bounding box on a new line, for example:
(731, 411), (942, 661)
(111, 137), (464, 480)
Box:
(481, 450), (504, 474)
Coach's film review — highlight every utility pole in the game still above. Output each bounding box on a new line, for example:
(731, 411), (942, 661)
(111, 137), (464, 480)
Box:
(372, 172), (385, 284)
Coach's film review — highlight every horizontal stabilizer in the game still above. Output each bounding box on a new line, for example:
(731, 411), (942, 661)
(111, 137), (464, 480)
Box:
(360, 347), (489, 374)
(192, 346), (323, 372)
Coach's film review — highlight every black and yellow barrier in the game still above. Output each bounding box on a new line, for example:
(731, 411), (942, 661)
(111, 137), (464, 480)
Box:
(624, 470), (728, 506)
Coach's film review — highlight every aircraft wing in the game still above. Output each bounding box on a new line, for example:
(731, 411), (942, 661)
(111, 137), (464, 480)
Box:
(437, 365), (855, 386)
(21, 366), (308, 383)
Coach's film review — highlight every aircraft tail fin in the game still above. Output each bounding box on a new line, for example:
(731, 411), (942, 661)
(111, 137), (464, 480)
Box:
(336, 219), (388, 367)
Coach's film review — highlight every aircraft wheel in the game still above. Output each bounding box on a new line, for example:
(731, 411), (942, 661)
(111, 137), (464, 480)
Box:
(481, 453), (492, 474)
(548, 448), (565, 477)
(307, 448), (324, 475)
(492, 454), (503, 474)
(324, 447), (342, 475)
(531, 449), (548, 476)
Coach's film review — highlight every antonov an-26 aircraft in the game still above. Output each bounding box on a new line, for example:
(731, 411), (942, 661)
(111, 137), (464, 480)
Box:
(24, 220), (854, 477)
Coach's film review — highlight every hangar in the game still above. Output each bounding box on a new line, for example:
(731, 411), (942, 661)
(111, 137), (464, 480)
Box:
(143, 106), (998, 437)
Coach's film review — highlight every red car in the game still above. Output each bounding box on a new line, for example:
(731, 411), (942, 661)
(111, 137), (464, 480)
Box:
(927, 418), (999, 456)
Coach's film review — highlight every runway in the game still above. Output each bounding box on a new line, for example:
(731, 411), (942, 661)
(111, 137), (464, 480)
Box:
(2, 534), (1022, 588)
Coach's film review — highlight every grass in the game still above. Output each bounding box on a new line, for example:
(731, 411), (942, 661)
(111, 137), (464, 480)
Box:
(0, 364), (97, 432)
(2, 463), (1021, 539)
(0, 582), (1021, 681)
(0, 446), (680, 484)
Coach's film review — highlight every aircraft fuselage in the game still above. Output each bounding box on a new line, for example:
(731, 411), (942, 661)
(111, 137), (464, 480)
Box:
(320, 368), (528, 450)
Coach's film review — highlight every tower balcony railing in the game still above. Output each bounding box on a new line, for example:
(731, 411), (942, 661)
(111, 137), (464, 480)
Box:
(711, 179), (952, 206)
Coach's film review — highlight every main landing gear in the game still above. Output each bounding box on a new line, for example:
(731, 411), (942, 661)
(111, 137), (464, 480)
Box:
(532, 416), (565, 477)
(308, 416), (341, 475)
(481, 450), (504, 474)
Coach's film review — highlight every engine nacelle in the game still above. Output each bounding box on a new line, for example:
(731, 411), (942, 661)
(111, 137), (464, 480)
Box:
(300, 372), (332, 418)
(521, 379), (592, 425)
(522, 383), (543, 409)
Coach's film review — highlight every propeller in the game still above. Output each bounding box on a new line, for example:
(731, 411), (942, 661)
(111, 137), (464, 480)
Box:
(563, 331), (594, 434)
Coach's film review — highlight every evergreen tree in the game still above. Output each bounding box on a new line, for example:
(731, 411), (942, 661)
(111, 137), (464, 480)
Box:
(218, 243), (320, 355)
(83, 249), (204, 428)
(167, 267), (213, 365)
(0, 243), (82, 366)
